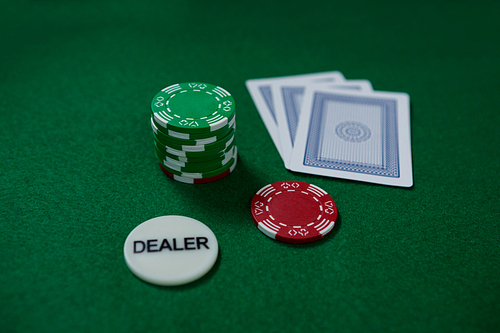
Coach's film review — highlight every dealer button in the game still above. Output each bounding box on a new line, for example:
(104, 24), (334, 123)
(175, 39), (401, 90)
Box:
(123, 215), (218, 286)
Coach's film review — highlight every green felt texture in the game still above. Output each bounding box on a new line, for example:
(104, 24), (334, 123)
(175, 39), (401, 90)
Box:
(1, 0), (499, 332)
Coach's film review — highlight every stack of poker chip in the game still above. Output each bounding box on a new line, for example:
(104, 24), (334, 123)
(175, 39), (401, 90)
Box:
(150, 82), (237, 184)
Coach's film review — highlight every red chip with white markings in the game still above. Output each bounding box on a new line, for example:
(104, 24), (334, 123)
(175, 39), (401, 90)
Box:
(250, 181), (338, 244)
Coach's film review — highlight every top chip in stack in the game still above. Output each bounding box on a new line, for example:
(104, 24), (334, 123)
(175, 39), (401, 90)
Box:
(151, 82), (237, 184)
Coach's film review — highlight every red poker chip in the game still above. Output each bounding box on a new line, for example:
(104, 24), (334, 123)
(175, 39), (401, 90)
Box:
(250, 181), (338, 244)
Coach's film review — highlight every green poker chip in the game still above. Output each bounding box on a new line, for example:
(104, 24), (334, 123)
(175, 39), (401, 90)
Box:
(155, 144), (236, 164)
(153, 127), (235, 153)
(151, 114), (236, 141)
(154, 138), (236, 158)
(151, 116), (236, 146)
(151, 82), (235, 134)
(154, 143), (235, 167)
(153, 133), (235, 157)
(158, 145), (235, 167)
(159, 155), (237, 179)
(161, 147), (236, 173)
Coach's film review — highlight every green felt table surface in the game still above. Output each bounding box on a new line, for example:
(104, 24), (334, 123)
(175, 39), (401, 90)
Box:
(1, 0), (499, 332)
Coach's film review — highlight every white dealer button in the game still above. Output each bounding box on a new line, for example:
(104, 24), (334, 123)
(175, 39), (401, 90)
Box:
(124, 215), (218, 286)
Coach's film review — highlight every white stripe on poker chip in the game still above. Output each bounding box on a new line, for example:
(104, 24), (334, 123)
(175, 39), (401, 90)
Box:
(208, 117), (228, 131)
(123, 216), (218, 286)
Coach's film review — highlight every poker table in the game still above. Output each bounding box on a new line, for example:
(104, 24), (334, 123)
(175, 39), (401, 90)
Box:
(1, 1), (499, 332)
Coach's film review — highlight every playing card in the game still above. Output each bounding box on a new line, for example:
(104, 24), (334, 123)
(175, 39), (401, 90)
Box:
(289, 88), (413, 187)
(245, 71), (345, 160)
(272, 80), (373, 168)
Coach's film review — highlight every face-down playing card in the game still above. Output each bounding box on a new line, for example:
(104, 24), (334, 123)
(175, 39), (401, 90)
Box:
(272, 80), (373, 168)
(289, 88), (413, 187)
(245, 71), (346, 161)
